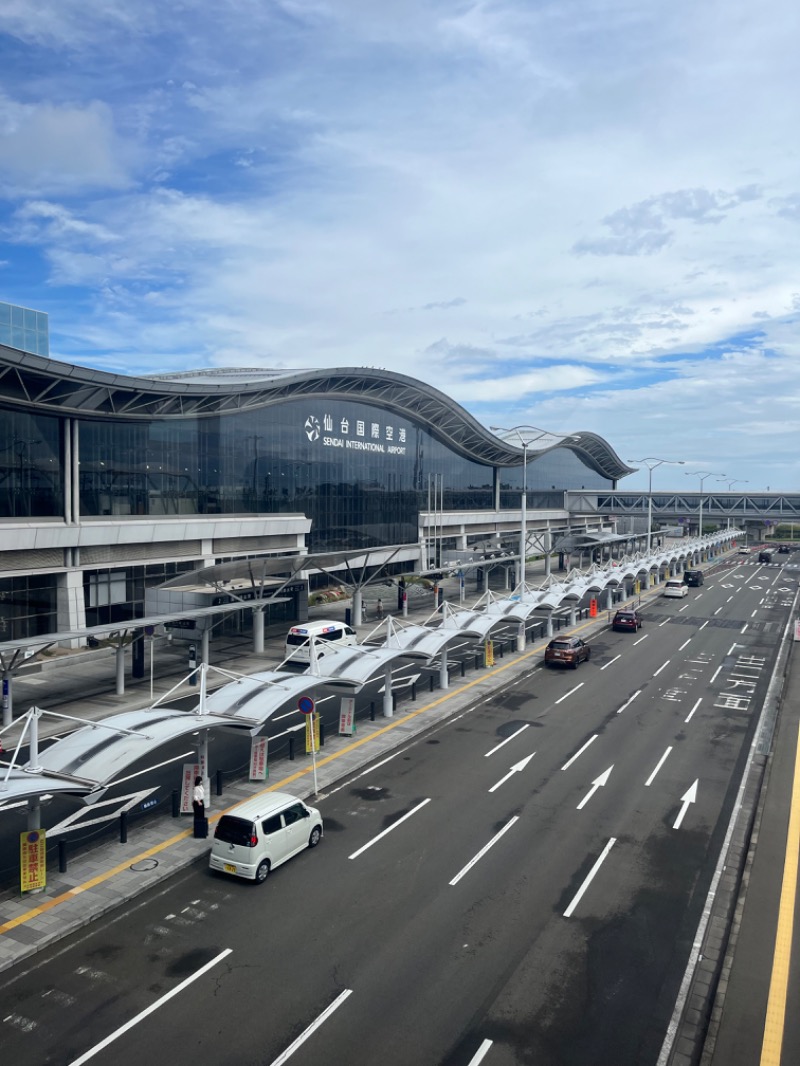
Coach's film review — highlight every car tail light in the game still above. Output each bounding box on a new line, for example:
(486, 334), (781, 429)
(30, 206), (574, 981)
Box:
(249, 832), (258, 847)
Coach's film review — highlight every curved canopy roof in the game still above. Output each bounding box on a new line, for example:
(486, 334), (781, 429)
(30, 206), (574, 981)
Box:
(0, 347), (632, 479)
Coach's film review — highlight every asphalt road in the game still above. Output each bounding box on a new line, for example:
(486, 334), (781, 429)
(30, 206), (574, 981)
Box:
(0, 556), (793, 1065)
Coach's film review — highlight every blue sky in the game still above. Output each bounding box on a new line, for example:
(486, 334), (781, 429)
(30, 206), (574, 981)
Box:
(1, 0), (799, 490)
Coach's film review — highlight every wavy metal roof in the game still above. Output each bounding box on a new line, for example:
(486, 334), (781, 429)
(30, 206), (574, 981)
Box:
(0, 347), (632, 479)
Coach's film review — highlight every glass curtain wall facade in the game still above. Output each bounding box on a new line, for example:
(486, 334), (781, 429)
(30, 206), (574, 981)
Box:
(0, 408), (63, 517)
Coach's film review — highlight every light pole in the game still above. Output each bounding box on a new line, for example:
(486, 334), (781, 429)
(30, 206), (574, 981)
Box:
(491, 425), (580, 586)
(627, 457), (685, 554)
(686, 470), (725, 538)
(718, 478), (748, 529)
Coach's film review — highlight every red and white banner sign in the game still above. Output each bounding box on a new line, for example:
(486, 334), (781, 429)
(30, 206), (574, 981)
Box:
(181, 763), (200, 814)
(249, 737), (269, 781)
(339, 697), (356, 736)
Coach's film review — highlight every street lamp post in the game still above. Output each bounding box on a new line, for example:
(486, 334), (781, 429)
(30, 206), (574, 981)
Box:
(686, 470), (725, 539)
(627, 457), (685, 555)
(491, 425), (580, 586)
(718, 478), (748, 528)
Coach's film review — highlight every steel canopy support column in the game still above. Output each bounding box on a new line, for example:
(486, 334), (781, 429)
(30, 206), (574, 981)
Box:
(253, 608), (265, 654)
(2, 670), (12, 728)
(570, 606), (577, 625)
(115, 645), (125, 696)
(439, 650), (449, 690)
(201, 628), (210, 665)
(605, 587), (613, 610)
(517, 621), (525, 652)
(353, 589), (363, 626)
(382, 666), (393, 718)
(546, 614), (554, 638)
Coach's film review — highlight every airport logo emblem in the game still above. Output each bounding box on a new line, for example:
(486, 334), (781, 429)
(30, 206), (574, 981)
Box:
(304, 415), (321, 442)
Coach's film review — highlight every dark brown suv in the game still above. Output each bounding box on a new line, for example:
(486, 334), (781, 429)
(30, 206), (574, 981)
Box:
(544, 636), (591, 669)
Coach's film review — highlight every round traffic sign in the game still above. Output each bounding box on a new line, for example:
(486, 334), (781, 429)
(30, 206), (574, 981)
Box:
(298, 695), (315, 715)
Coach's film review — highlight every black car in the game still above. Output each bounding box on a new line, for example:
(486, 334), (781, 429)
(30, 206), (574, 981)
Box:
(779, 544), (791, 554)
(758, 551), (772, 563)
(612, 609), (643, 632)
(544, 636), (591, 668)
(683, 569), (704, 587)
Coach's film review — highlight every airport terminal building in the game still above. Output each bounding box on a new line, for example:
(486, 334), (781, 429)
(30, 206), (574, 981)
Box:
(0, 301), (632, 642)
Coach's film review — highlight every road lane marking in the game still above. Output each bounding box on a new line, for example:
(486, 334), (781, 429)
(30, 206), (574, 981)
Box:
(759, 723), (800, 1065)
(751, 609), (758, 617)
(741, 624), (749, 633)
(67, 949), (232, 1065)
(485, 724), (530, 757)
(268, 989), (354, 1066)
(489, 753), (536, 793)
(555, 682), (584, 704)
(714, 607), (722, 615)
(699, 621), (709, 630)
(562, 735), (598, 770)
(467, 1040), (493, 1065)
(450, 817), (519, 886)
(678, 604), (689, 613)
(601, 655), (620, 671)
(576, 766), (613, 810)
(673, 781), (698, 829)
(710, 665), (722, 684)
(659, 619), (669, 627)
(685, 698), (702, 723)
(348, 799), (431, 859)
(645, 747), (672, 786)
(633, 633), (648, 645)
(679, 638), (692, 651)
(616, 689), (641, 714)
(654, 660), (670, 677)
(563, 838), (617, 918)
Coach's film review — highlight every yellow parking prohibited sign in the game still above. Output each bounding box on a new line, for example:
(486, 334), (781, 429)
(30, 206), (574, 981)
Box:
(20, 829), (46, 893)
(305, 712), (321, 754)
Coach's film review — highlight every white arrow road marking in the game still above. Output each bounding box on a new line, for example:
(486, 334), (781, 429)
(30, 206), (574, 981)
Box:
(489, 752), (536, 793)
(645, 747), (672, 786)
(485, 723), (530, 757)
(563, 838), (617, 918)
(576, 766), (613, 810)
(562, 734), (598, 770)
(673, 780), (699, 829)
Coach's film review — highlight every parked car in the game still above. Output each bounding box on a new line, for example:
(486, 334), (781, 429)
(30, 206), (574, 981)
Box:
(683, 569), (704, 587)
(758, 551), (772, 563)
(612, 609), (643, 632)
(544, 636), (591, 668)
(209, 792), (323, 884)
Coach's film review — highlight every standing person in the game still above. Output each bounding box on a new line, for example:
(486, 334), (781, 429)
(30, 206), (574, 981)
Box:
(192, 775), (206, 837)
(376, 597), (383, 619)
(397, 577), (406, 612)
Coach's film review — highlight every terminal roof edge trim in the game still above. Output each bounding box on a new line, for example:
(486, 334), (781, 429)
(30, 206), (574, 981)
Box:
(0, 347), (633, 480)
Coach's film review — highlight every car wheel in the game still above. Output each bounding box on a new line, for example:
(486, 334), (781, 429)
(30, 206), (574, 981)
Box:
(308, 826), (322, 848)
(585, 648), (591, 661)
(254, 859), (270, 884)
(572, 658), (579, 669)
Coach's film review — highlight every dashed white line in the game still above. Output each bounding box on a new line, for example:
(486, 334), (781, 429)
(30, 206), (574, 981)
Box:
(678, 604), (689, 613)
(467, 1040), (494, 1065)
(555, 682), (584, 705)
(654, 660), (671, 677)
(68, 950), (233, 1066)
(751, 609), (758, 618)
(713, 607), (722, 616)
(563, 838), (617, 918)
(562, 735), (598, 770)
(349, 799), (432, 860)
(633, 633), (649, 646)
(685, 698), (702, 723)
(741, 624), (749, 633)
(601, 655), (621, 671)
(484, 724), (530, 757)
(659, 619), (670, 627)
(268, 989), (354, 1066)
(616, 690), (641, 715)
(645, 747), (673, 787)
(699, 621), (709, 630)
(450, 817), (519, 886)
(679, 638), (692, 651)
(709, 665), (722, 684)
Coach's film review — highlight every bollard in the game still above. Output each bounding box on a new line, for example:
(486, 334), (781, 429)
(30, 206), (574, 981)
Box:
(319, 720), (325, 747)
(216, 768), (223, 797)
(58, 839), (68, 873)
(172, 789), (180, 818)
(288, 735), (295, 761)
(411, 682), (417, 702)
(120, 810), (128, 844)
(461, 660), (466, 677)
(370, 701), (376, 721)
(499, 642), (504, 658)
(429, 675), (434, 692)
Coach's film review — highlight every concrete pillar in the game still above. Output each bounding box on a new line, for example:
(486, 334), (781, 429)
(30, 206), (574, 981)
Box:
(439, 651), (449, 690)
(383, 666), (393, 718)
(201, 628), (210, 664)
(353, 589), (363, 625)
(253, 608), (265, 654)
(115, 645), (125, 695)
(56, 571), (86, 649)
(605, 587), (613, 610)
(546, 614), (554, 637)
(569, 606), (577, 625)
(517, 621), (525, 652)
